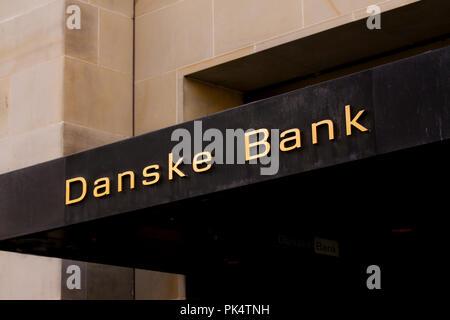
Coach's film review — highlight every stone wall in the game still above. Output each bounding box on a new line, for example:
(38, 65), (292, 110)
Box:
(0, 0), (133, 174)
(0, 0), (184, 300)
(134, 0), (419, 132)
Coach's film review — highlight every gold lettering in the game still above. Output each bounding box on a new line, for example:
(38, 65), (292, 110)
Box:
(245, 129), (270, 161)
(312, 120), (334, 144)
(118, 171), (135, 192)
(66, 177), (87, 205)
(193, 152), (212, 173)
(345, 105), (368, 135)
(93, 177), (110, 198)
(143, 165), (160, 185)
(169, 153), (186, 180)
(280, 128), (301, 152)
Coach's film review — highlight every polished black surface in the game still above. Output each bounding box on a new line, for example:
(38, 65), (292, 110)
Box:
(1, 45), (448, 241)
(1, 140), (448, 297)
(0, 46), (449, 296)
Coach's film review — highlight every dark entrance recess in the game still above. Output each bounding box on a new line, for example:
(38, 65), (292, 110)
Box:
(185, 141), (449, 299)
(0, 140), (447, 298)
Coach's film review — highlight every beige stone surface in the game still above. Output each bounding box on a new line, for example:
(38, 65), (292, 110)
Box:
(85, 262), (134, 300)
(332, 0), (382, 14)
(0, 122), (63, 174)
(176, 46), (253, 123)
(63, 122), (127, 155)
(135, 0), (212, 80)
(0, 251), (62, 300)
(0, 0), (55, 22)
(304, 0), (420, 26)
(178, 46), (255, 77)
(214, 0), (302, 55)
(65, 0), (99, 64)
(64, 57), (132, 137)
(353, 0), (420, 20)
(9, 57), (64, 135)
(135, 0), (181, 17)
(135, 0), (180, 17)
(255, 13), (354, 52)
(0, 137), (11, 174)
(99, 9), (133, 73)
(259, 0), (421, 52)
(303, 0), (376, 26)
(91, 0), (134, 17)
(183, 78), (243, 122)
(0, 78), (9, 139)
(377, 0), (420, 13)
(135, 72), (177, 134)
(303, 0), (340, 26)
(9, 122), (63, 171)
(0, 0), (65, 78)
(135, 269), (185, 300)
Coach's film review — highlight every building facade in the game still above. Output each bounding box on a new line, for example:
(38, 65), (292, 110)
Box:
(0, 0), (448, 299)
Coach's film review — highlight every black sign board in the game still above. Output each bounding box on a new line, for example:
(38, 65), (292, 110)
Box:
(0, 45), (449, 248)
